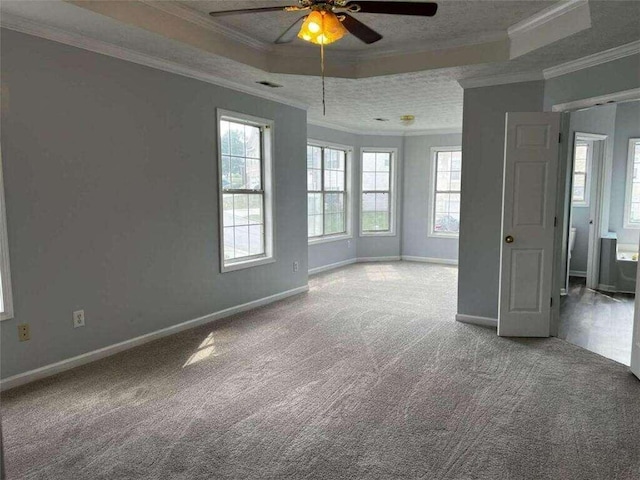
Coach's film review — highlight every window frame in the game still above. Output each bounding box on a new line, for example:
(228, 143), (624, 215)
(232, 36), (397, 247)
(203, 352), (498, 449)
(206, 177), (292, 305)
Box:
(0, 147), (13, 321)
(428, 146), (462, 239)
(307, 139), (353, 245)
(571, 139), (592, 208)
(624, 137), (640, 230)
(217, 109), (275, 273)
(359, 147), (398, 237)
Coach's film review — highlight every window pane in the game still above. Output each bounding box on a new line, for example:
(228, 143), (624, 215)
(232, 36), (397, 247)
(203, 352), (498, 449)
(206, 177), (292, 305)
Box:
(451, 151), (462, 171)
(436, 171), (451, 191)
(632, 184), (640, 203)
(632, 203), (640, 223)
(325, 213), (345, 235)
(324, 193), (344, 215)
(246, 158), (261, 190)
(375, 172), (390, 191)
(376, 153), (390, 172)
(223, 194), (234, 226)
(248, 225), (264, 256)
(222, 156), (231, 190)
(220, 121), (231, 155)
(450, 171), (461, 191)
(223, 226), (235, 260)
(230, 156), (246, 189)
(362, 172), (376, 190)
(308, 168), (322, 191)
(248, 195), (263, 225)
(230, 122), (245, 157)
(362, 153), (376, 172)
(245, 125), (260, 159)
(233, 226), (249, 258)
(307, 146), (321, 169)
(437, 151), (451, 172)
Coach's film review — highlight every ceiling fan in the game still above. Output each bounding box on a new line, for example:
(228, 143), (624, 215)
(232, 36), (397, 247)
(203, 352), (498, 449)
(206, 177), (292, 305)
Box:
(209, 1), (439, 46)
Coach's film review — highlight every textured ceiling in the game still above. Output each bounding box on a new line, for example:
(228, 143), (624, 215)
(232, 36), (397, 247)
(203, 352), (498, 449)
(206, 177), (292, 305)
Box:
(189, 0), (556, 51)
(1, 1), (639, 132)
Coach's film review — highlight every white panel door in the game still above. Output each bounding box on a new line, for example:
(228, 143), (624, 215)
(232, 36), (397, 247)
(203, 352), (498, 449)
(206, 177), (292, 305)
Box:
(499, 112), (561, 337)
(631, 236), (640, 379)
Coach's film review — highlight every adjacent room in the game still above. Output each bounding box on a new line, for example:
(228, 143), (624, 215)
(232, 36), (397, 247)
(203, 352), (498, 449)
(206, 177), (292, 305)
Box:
(1, 1), (639, 479)
(559, 101), (640, 365)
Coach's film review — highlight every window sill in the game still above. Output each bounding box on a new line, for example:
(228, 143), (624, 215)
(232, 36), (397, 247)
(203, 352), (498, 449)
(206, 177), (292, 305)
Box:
(359, 231), (397, 238)
(623, 223), (640, 230)
(221, 256), (275, 273)
(428, 232), (459, 239)
(0, 312), (14, 322)
(308, 234), (352, 246)
(572, 204), (589, 208)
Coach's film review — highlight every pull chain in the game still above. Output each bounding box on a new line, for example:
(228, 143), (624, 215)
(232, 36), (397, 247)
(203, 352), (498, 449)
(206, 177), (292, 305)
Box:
(321, 41), (326, 116)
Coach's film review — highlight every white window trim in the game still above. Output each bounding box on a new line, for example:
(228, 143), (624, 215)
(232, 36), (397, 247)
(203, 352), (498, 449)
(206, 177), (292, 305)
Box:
(624, 137), (640, 230)
(428, 146), (461, 239)
(359, 147), (398, 237)
(571, 138), (593, 208)
(0, 146), (13, 321)
(217, 109), (275, 273)
(307, 139), (353, 245)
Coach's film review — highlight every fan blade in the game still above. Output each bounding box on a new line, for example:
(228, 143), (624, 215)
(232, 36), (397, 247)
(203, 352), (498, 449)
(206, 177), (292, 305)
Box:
(209, 6), (301, 17)
(341, 14), (382, 44)
(346, 1), (438, 16)
(275, 16), (305, 44)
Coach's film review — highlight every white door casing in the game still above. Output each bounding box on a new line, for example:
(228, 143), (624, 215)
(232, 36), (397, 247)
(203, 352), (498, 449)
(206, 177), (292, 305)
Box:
(631, 236), (640, 379)
(499, 112), (561, 337)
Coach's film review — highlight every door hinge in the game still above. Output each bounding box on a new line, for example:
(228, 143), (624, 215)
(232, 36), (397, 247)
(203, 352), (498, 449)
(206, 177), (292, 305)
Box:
(558, 132), (562, 143)
(554, 216), (558, 227)
(550, 297), (553, 307)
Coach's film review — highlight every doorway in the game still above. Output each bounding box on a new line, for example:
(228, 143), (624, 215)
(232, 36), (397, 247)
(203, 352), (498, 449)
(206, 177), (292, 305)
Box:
(558, 101), (639, 365)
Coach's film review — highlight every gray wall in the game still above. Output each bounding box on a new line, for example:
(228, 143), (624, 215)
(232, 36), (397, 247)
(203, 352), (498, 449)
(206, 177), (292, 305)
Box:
(0, 29), (308, 379)
(611, 101), (640, 246)
(457, 81), (545, 319)
(306, 124), (404, 270)
(402, 133), (462, 262)
(567, 104), (618, 274)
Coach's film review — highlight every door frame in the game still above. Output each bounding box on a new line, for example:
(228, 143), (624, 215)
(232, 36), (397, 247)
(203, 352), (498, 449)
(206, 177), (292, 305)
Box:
(565, 132), (608, 292)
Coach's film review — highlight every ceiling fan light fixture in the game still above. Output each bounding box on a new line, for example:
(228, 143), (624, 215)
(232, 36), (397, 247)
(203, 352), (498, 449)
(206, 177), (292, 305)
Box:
(298, 10), (347, 45)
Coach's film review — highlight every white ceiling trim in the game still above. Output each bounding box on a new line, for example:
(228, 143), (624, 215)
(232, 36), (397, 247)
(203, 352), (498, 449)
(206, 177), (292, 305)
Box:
(457, 71), (544, 89)
(508, 0), (591, 59)
(0, 13), (310, 112)
(139, 0), (270, 53)
(308, 119), (461, 137)
(543, 40), (640, 79)
(507, 0), (588, 37)
(551, 88), (640, 112)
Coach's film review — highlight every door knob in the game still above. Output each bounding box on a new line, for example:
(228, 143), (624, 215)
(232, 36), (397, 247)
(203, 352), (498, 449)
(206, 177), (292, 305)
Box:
(505, 235), (514, 244)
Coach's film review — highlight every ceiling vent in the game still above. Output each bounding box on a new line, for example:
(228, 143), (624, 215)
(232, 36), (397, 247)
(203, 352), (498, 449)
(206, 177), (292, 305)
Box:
(256, 81), (283, 88)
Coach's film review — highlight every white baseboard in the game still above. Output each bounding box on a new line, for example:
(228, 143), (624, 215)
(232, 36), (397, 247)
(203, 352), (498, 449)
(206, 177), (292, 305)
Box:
(401, 255), (458, 266)
(560, 288), (568, 296)
(598, 283), (635, 295)
(309, 258), (357, 275)
(0, 285), (309, 391)
(455, 313), (498, 328)
(569, 270), (587, 278)
(356, 256), (401, 262)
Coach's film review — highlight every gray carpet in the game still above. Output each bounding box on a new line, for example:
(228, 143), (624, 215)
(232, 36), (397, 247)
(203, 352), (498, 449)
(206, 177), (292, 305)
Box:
(2, 262), (639, 479)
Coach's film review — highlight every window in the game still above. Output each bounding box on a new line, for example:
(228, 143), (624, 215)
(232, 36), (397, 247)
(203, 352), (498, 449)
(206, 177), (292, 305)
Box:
(572, 140), (591, 207)
(624, 138), (640, 229)
(430, 147), (462, 237)
(217, 110), (274, 272)
(0, 148), (12, 321)
(361, 149), (396, 235)
(307, 143), (350, 241)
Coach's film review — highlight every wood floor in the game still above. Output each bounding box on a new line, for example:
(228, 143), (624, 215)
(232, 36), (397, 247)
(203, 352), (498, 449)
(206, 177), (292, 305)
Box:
(559, 277), (634, 365)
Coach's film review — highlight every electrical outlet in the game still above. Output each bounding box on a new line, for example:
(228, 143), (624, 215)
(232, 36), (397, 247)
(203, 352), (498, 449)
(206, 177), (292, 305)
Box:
(293, 261), (299, 272)
(73, 310), (85, 328)
(18, 324), (30, 342)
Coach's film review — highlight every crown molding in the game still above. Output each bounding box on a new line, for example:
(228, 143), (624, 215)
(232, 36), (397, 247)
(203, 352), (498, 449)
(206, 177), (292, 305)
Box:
(457, 71), (544, 89)
(308, 119), (461, 137)
(139, 1), (271, 53)
(508, 0), (588, 37)
(551, 87), (640, 112)
(0, 13), (310, 111)
(543, 40), (640, 79)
